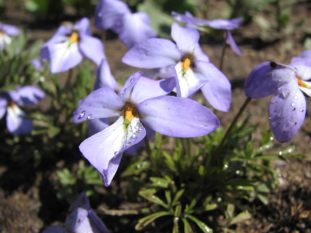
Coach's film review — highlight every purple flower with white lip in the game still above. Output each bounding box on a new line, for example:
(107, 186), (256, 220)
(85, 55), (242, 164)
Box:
(0, 86), (44, 135)
(95, 0), (156, 47)
(41, 18), (105, 74)
(73, 72), (220, 186)
(0, 22), (20, 50)
(122, 23), (231, 112)
(245, 52), (311, 142)
(172, 12), (242, 55)
(43, 193), (110, 233)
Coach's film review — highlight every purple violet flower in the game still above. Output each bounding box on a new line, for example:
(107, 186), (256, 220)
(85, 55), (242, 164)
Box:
(245, 51), (311, 142)
(41, 18), (105, 74)
(0, 22), (20, 50)
(95, 0), (156, 48)
(172, 12), (242, 55)
(43, 193), (110, 233)
(122, 23), (231, 112)
(73, 72), (220, 186)
(0, 86), (44, 135)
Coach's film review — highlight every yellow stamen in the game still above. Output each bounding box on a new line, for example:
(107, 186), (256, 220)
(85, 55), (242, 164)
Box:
(68, 32), (79, 44)
(182, 57), (191, 72)
(297, 77), (309, 88)
(123, 103), (137, 122)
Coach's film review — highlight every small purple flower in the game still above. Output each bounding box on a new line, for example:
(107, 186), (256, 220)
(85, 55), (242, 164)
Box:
(0, 22), (20, 50)
(0, 86), (44, 135)
(73, 72), (220, 186)
(41, 18), (105, 73)
(245, 51), (311, 142)
(122, 23), (231, 112)
(95, 0), (156, 47)
(172, 12), (242, 55)
(43, 193), (110, 233)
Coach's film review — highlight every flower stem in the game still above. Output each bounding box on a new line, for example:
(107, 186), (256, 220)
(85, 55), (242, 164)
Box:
(218, 97), (252, 151)
(219, 42), (227, 71)
(207, 97), (251, 169)
(144, 137), (151, 156)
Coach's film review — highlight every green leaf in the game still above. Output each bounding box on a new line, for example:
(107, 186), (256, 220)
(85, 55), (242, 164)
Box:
(150, 176), (172, 188)
(182, 218), (194, 233)
(187, 215), (213, 233)
(139, 189), (168, 209)
(135, 211), (170, 230)
(172, 189), (185, 206)
(230, 211), (251, 225)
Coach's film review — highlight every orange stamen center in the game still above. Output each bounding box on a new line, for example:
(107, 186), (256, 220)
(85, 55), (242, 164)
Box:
(297, 77), (309, 88)
(68, 32), (79, 44)
(123, 103), (137, 122)
(182, 57), (191, 72)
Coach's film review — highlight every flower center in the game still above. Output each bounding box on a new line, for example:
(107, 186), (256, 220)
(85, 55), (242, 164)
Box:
(123, 102), (137, 125)
(181, 54), (194, 73)
(296, 76), (310, 88)
(68, 31), (79, 44)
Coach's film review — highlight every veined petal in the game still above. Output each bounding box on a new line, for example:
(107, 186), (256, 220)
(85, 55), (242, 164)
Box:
(198, 62), (232, 112)
(79, 117), (146, 186)
(79, 34), (105, 65)
(174, 61), (206, 97)
(95, 59), (120, 91)
(122, 38), (181, 68)
(119, 72), (142, 101)
(138, 96), (220, 137)
(45, 41), (83, 73)
(119, 12), (156, 48)
(269, 81), (306, 142)
(130, 76), (172, 104)
(226, 31), (241, 55)
(95, 0), (130, 32)
(9, 86), (44, 106)
(6, 105), (32, 135)
(171, 23), (199, 53)
(72, 87), (123, 123)
(291, 60), (311, 80)
(74, 17), (91, 35)
(0, 97), (7, 119)
(245, 62), (292, 98)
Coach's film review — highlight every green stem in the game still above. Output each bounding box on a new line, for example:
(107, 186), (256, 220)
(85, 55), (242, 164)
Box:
(219, 41), (227, 71)
(206, 97), (251, 170)
(218, 97), (252, 151)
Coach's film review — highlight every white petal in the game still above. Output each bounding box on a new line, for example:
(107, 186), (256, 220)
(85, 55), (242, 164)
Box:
(79, 116), (146, 186)
(174, 61), (205, 97)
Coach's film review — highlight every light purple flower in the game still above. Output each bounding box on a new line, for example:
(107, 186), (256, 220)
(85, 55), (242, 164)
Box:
(95, 0), (156, 47)
(245, 52), (311, 142)
(172, 12), (242, 55)
(0, 22), (20, 50)
(122, 23), (231, 112)
(0, 86), (44, 135)
(73, 72), (220, 186)
(43, 193), (110, 233)
(41, 18), (105, 73)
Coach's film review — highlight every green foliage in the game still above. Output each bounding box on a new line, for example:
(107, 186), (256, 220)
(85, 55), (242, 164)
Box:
(54, 160), (102, 201)
(120, 119), (300, 232)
